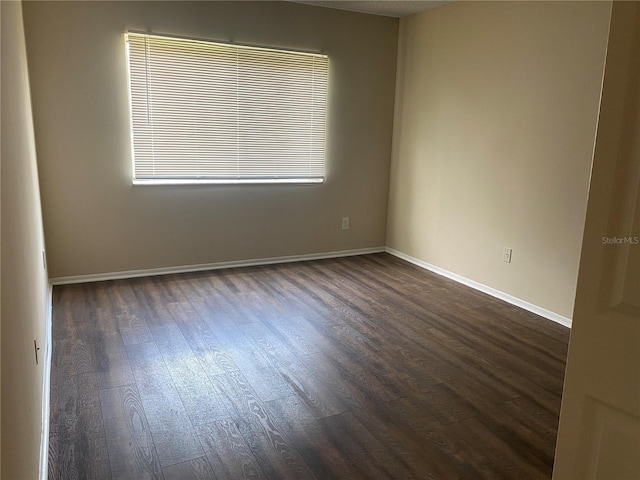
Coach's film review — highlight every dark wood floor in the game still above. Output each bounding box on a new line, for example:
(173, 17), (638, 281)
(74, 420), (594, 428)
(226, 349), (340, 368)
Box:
(48, 253), (570, 480)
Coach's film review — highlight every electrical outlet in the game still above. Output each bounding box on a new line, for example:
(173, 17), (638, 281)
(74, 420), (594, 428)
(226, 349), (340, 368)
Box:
(342, 217), (350, 230)
(503, 247), (512, 263)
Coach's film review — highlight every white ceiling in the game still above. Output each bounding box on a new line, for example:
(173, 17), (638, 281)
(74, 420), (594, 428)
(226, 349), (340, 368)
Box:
(290, 1), (451, 18)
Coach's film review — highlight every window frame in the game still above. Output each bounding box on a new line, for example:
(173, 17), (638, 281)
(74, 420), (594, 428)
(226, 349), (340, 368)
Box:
(124, 31), (329, 186)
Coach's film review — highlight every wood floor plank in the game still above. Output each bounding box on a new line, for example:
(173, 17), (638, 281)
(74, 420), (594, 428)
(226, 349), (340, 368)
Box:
(259, 314), (322, 357)
(299, 341), (489, 477)
(100, 384), (163, 480)
(52, 337), (96, 378)
(167, 301), (239, 376)
(319, 411), (416, 479)
(111, 281), (152, 323)
(162, 456), (217, 480)
(425, 321), (565, 396)
(267, 265), (346, 319)
(403, 385), (477, 426)
(264, 395), (369, 480)
(218, 371), (318, 480)
(54, 372), (104, 441)
(234, 412), (317, 480)
(151, 323), (230, 425)
(115, 312), (154, 346)
(198, 272), (263, 325)
(239, 321), (347, 419)
(197, 418), (267, 480)
(444, 380), (556, 473)
(304, 344), (404, 404)
(52, 284), (91, 341)
(242, 272), (305, 319)
(450, 416), (551, 480)
(270, 313), (339, 355)
(48, 372), (111, 480)
(47, 435), (59, 480)
(126, 341), (204, 467)
(502, 396), (560, 436)
(49, 339), (93, 436)
(383, 396), (460, 454)
(299, 351), (362, 412)
(232, 282), (286, 323)
(49, 253), (569, 480)
(94, 307), (135, 390)
(130, 277), (177, 328)
(48, 431), (111, 480)
(327, 322), (420, 397)
(201, 313), (294, 402)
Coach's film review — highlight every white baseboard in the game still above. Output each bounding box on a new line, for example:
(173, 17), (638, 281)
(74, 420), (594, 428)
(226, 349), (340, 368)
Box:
(50, 247), (385, 285)
(39, 283), (53, 480)
(385, 247), (572, 328)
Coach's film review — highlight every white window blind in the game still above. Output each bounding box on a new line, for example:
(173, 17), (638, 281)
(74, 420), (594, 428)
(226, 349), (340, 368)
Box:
(125, 32), (328, 184)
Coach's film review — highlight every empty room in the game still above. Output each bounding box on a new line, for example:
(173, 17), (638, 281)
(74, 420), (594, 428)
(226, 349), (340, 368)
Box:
(2, 1), (638, 479)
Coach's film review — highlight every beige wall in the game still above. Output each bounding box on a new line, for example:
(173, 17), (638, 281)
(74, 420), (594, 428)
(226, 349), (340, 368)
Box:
(1, 1), (50, 478)
(22, 1), (398, 279)
(387, 1), (612, 319)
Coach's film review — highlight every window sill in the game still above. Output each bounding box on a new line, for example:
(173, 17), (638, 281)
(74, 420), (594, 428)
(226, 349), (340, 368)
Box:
(133, 178), (325, 186)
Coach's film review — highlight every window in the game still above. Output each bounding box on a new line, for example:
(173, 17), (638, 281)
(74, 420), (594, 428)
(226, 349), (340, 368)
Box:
(125, 32), (328, 184)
